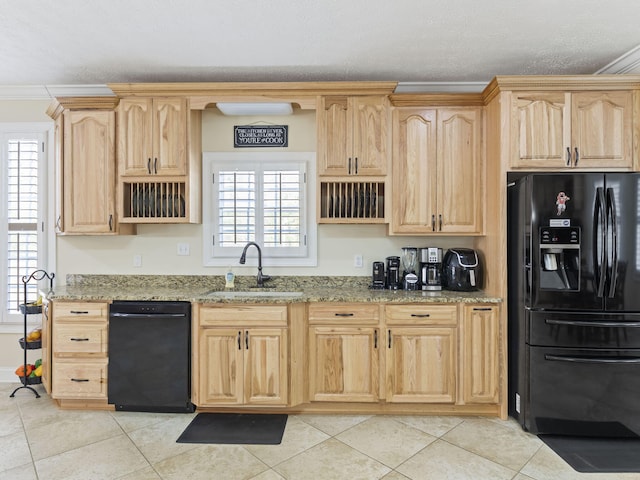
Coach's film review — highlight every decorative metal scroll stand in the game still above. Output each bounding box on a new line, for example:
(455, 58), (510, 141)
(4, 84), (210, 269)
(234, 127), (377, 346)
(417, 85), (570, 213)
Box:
(10, 269), (55, 398)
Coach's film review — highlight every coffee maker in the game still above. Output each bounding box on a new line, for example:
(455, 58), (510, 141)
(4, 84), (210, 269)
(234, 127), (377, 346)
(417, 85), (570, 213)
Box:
(420, 247), (443, 291)
(386, 256), (401, 290)
(401, 247), (419, 290)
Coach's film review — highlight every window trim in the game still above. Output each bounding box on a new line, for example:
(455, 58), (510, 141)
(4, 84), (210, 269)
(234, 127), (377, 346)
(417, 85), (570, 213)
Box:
(0, 123), (54, 328)
(202, 151), (317, 267)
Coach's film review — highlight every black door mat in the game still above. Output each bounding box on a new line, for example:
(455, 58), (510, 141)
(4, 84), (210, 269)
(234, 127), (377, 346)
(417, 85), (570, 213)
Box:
(539, 435), (640, 473)
(177, 413), (288, 445)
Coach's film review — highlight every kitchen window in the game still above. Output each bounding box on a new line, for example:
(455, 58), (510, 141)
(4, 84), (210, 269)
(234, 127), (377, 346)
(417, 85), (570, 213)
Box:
(0, 130), (48, 324)
(202, 152), (317, 267)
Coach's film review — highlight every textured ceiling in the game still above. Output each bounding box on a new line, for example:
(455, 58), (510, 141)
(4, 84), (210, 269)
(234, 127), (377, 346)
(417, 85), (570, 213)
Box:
(2, 0), (640, 87)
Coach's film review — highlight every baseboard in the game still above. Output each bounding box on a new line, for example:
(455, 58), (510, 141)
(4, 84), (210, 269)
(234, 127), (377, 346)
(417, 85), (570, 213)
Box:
(0, 367), (19, 383)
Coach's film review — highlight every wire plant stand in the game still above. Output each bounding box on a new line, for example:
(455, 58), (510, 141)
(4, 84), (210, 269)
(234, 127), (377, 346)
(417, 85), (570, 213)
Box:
(10, 269), (55, 399)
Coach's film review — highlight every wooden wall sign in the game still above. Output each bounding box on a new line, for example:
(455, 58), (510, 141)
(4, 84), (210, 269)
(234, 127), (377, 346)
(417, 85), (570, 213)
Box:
(234, 125), (288, 148)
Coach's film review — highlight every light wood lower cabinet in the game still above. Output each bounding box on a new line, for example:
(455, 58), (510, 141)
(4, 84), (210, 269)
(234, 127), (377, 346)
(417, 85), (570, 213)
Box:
(197, 305), (288, 406)
(385, 305), (457, 403)
(460, 304), (500, 404)
(50, 301), (109, 400)
(308, 304), (380, 402)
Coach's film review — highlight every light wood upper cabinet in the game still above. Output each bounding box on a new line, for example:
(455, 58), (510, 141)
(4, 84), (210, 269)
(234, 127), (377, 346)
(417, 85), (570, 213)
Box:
(390, 107), (482, 235)
(511, 91), (633, 169)
(460, 304), (500, 404)
(46, 97), (133, 235)
(308, 303), (380, 402)
(118, 97), (188, 176)
(385, 304), (457, 403)
(197, 305), (288, 406)
(318, 96), (389, 176)
(62, 110), (117, 234)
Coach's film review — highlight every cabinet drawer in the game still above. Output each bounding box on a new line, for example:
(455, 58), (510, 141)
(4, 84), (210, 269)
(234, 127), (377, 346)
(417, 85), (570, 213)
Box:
(308, 303), (379, 325)
(51, 360), (107, 399)
(199, 305), (288, 327)
(53, 324), (108, 355)
(54, 302), (109, 322)
(385, 304), (458, 326)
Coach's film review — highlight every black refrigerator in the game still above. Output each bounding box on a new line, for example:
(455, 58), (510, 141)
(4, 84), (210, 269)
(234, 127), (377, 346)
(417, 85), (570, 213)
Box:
(508, 173), (640, 437)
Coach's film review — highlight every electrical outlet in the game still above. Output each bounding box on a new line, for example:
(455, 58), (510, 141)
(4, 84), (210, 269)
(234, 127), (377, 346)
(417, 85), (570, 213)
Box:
(177, 243), (190, 256)
(133, 254), (142, 267)
(354, 254), (363, 268)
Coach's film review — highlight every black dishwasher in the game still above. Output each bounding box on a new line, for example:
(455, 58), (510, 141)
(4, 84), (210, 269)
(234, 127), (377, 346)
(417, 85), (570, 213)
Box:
(108, 300), (194, 413)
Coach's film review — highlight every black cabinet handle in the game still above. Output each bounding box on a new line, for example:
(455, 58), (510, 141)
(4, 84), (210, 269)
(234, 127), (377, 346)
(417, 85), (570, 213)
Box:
(374, 329), (378, 349)
(431, 214), (436, 231)
(411, 313), (431, 318)
(334, 313), (354, 317)
(574, 147), (579, 166)
(70, 378), (90, 382)
(355, 157), (358, 175)
(473, 307), (493, 311)
(348, 157), (352, 175)
(154, 157), (158, 174)
(147, 158), (152, 174)
(439, 214), (443, 231)
(388, 329), (392, 348)
(70, 338), (89, 342)
(108, 214), (113, 231)
(237, 331), (242, 350)
(245, 330), (249, 350)
(566, 147), (571, 166)
(70, 311), (89, 315)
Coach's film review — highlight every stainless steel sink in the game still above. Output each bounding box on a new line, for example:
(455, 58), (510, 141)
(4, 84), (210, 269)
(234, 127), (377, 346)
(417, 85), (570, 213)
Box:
(204, 290), (304, 298)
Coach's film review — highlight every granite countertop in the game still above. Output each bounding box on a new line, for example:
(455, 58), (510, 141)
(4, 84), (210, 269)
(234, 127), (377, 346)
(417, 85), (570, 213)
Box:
(46, 275), (502, 304)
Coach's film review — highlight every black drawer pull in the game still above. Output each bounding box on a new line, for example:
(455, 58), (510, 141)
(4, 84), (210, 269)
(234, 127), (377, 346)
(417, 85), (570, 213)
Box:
(473, 307), (493, 311)
(70, 338), (90, 342)
(70, 311), (89, 315)
(411, 313), (430, 318)
(334, 313), (354, 317)
(70, 378), (90, 382)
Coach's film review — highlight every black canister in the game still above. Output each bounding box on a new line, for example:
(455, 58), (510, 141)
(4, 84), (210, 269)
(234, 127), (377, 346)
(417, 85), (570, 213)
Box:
(386, 256), (401, 290)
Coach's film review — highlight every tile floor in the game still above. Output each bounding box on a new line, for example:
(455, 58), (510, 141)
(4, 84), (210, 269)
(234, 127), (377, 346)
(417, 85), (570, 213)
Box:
(2, 382), (640, 480)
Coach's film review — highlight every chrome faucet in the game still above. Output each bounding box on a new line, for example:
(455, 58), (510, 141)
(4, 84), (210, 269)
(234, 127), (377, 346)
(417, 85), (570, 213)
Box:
(239, 242), (271, 287)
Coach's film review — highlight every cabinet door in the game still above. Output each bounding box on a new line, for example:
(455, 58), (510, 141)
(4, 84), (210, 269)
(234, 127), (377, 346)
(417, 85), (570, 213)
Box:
(199, 328), (244, 405)
(41, 301), (51, 394)
(118, 98), (154, 176)
(153, 97), (188, 175)
(386, 327), (456, 403)
(63, 110), (116, 233)
(511, 92), (569, 169)
(461, 305), (500, 404)
(53, 115), (64, 233)
(390, 108), (437, 234)
(309, 326), (379, 402)
(572, 91), (633, 169)
(350, 96), (388, 175)
(244, 328), (288, 405)
(437, 108), (482, 233)
(318, 97), (350, 175)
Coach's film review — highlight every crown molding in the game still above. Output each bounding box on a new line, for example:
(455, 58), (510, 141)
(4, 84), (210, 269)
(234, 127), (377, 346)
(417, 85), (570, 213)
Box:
(596, 44), (640, 74)
(394, 81), (488, 93)
(0, 84), (114, 100)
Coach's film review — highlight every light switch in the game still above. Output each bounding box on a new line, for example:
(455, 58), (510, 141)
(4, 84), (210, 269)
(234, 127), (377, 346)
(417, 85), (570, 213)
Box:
(177, 243), (190, 256)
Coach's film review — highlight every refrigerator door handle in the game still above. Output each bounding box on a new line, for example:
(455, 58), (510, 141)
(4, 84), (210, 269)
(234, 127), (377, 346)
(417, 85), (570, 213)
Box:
(593, 187), (607, 297)
(606, 187), (618, 298)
